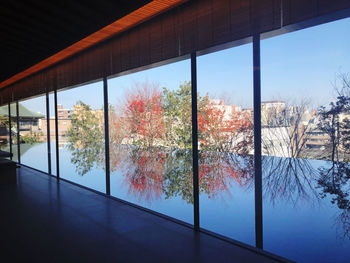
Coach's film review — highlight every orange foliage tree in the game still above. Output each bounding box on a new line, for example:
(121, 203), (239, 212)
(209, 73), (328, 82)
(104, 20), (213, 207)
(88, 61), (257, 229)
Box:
(123, 82), (164, 148)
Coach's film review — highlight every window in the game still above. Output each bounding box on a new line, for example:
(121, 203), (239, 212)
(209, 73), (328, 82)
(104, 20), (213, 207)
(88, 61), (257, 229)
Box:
(108, 59), (193, 224)
(10, 102), (18, 162)
(0, 105), (10, 157)
(197, 43), (255, 245)
(18, 95), (48, 172)
(57, 81), (106, 192)
(261, 17), (350, 262)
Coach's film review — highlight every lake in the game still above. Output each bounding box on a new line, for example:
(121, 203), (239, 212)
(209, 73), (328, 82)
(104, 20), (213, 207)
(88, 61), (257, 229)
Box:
(16, 142), (350, 263)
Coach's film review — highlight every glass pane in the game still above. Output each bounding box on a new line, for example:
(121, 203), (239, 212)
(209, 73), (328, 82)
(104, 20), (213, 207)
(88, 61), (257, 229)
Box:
(197, 43), (255, 245)
(10, 103), (18, 162)
(19, 96), (48, 172)
(0, 104), (10, 157)
(108, 59), (193, 224)
(57, 81), (106, 192)
(261, 17), (350, 262)
(46, 92), (57, 175)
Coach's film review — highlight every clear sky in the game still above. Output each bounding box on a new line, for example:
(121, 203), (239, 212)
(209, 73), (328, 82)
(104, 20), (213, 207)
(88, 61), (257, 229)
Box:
(18, 16), (350, 114)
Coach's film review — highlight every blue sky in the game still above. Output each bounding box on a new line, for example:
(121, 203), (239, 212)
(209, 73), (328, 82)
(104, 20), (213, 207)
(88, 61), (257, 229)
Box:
(19, 17), (350, 114)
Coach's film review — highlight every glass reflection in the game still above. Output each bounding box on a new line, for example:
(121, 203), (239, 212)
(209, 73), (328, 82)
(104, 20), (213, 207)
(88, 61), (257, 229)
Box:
(10, 103), (18, 162)
(197, 42), (255, 245)
(0, 105), (10, 155)
(261, 17), (350, 263)
(57, 81), (106, 192)
(19, 96), (48, 172)
(108, 62), (194, 223)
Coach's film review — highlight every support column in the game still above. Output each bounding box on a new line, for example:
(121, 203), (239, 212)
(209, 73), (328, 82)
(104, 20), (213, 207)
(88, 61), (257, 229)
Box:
(54, 90), (60, 179)
(253, 34), (263, 249)
(46, 92), (52, 175)
(103, 77), (111, 195)
(191, 52), (200, 231)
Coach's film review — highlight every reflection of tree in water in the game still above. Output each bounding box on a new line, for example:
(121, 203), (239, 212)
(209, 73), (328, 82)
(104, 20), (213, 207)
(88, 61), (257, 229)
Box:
(109, 146), (253, 204)
(66, 77), (350, 240)
(318, 162), (350, 239)
(316, 74), (350, 239)
(199, 151), (253, 199)
(67, 101), (104, 176)
(162, 149), (193, 203)
(124, 147), (166, 203)
(262, 156), (318, 206)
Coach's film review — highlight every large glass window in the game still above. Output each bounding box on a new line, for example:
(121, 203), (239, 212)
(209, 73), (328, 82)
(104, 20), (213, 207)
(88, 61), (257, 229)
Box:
(10, 102), (18, 162)
(48, 92), (57, 176)
(57, 81), (106, 192)
(108, 59), (193, 224)
(261, 18), (350, 262)
(19, 96), (48, 172)
(197, 43), (255, 245)
(0, 104), (10, 156)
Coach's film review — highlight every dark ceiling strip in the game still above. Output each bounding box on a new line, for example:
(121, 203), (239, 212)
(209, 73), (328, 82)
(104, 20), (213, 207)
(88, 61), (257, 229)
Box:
(0, 0), (187, 90)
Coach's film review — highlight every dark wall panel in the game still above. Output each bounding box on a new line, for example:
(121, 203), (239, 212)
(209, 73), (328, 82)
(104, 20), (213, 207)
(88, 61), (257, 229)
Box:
(283, 0), (350, 26)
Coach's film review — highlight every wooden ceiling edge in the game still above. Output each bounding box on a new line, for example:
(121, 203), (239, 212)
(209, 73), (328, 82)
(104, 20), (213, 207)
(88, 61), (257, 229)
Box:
(0, 0), (188, 90)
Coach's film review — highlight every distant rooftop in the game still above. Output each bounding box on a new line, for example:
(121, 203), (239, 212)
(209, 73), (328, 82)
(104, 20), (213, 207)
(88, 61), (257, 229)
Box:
(0, 104), (44, 119)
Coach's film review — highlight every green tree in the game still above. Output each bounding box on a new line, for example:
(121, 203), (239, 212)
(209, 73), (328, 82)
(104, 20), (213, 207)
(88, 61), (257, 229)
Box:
(67, 101), (104, 176)
(162, 81), (208, 149)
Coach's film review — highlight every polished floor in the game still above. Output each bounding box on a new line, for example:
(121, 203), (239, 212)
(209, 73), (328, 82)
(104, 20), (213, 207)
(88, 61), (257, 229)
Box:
(0, 166), (285, 263)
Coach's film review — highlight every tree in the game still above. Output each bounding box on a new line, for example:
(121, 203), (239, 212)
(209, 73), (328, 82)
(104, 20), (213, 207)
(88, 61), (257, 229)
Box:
(318, 73), (350, 162)
(318, 161), (350, 239)
(123, 82), (164, 148)
(198, 103), (253, 154)
(67, 101), (104, 176)
(261, 100), (314, 159)
(162, 81), (206, 149)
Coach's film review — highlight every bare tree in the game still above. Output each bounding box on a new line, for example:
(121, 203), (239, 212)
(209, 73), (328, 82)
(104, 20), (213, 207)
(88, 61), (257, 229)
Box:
(261, 99), (314, 159)
(318, 73), (350, 162)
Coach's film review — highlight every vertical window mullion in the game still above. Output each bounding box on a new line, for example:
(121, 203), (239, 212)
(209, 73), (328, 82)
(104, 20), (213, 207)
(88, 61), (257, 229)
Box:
(253, 34), (263, 249)
(8, 102), (12, 160)
(191, 52), (200, 230)
(54, 90), (60, 179)
(103, 77), (111, 195)
(46, 92), (52, 175)
(16, 101), (20, 164)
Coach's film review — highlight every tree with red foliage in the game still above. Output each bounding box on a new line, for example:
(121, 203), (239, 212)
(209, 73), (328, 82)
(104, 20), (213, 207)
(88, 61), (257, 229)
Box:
(124, 148), (166, 203)
(123, 82), (165, 148)
(198, 101), (254, 154)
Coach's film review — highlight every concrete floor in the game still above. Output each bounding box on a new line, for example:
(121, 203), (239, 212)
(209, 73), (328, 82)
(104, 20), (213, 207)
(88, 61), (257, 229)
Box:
(0, 166), (285, 263)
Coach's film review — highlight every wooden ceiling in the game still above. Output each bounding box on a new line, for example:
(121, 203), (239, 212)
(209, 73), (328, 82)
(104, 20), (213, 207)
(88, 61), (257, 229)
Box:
(0, 0), (185, 87)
